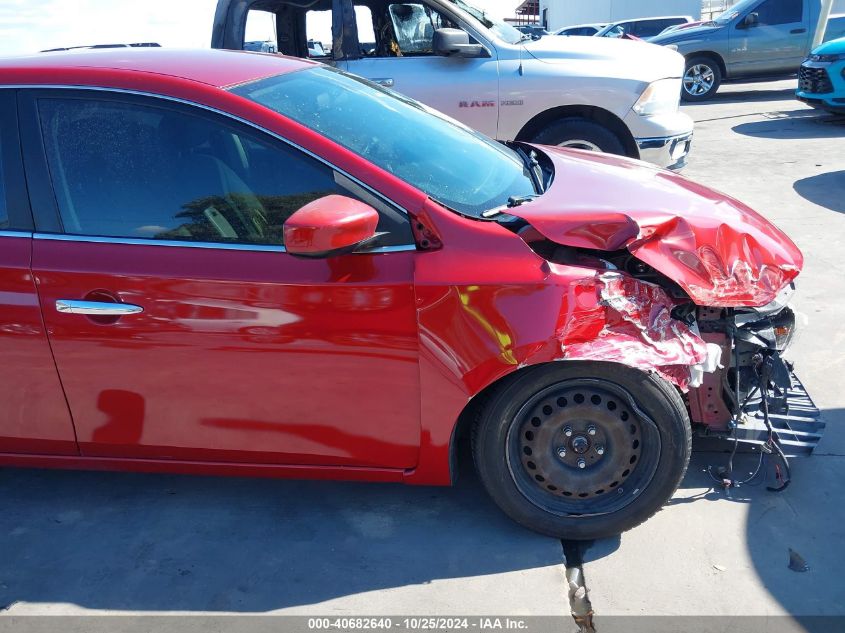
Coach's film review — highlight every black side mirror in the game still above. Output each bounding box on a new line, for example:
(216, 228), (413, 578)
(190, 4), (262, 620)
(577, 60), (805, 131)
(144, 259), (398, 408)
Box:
(433, 28), (486, 57)
(741, 12), (759, 29)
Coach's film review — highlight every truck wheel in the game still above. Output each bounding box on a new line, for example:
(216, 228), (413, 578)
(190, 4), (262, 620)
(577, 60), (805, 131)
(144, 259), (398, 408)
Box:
(682, 57), (722, 102)
(472, 362), (691, 540)
(530, 118), (627, 156)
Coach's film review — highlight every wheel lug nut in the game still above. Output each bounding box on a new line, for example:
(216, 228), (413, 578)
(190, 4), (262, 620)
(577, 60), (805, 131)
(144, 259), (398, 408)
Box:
(556, 447), (567, 459)
(577, 458), (586, 469)
(587, 425), (597, 436)
(564, 426), (573, 437)
(595, 445), (605, 456)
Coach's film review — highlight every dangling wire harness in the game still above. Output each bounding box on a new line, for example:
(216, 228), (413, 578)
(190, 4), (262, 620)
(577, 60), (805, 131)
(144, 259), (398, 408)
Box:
(707, 325), (791, 492)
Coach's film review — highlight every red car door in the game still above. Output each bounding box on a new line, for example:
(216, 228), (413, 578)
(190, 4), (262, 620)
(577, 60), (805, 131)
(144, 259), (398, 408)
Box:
(0, 90), (77, 455)
(21, 90), (420, 468)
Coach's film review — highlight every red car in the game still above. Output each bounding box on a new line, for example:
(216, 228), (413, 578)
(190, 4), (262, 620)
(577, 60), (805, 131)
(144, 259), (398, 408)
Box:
(0, 49), (813, 539)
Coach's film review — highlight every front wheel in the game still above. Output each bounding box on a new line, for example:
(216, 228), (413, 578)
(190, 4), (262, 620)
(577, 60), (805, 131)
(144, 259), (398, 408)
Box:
(682, 57), (722, 102)
(472, 362), (691, 540)
(529, 117), (627, 156)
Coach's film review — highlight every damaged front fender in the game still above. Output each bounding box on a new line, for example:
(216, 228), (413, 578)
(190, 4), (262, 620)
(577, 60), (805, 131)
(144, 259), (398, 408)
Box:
(410, 198), (723, 484)
(415, 198), (717, 396)
(554, 270), (717, 390)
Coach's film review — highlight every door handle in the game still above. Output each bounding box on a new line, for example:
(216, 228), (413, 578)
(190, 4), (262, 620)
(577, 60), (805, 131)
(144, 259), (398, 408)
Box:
(371, 78), (394, 87)
(791, 28), (807, 34)
(55, 299), (144, 316)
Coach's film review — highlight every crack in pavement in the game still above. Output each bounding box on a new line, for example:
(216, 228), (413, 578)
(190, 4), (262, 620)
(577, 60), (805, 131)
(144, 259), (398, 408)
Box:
(561, 540), (595, 633)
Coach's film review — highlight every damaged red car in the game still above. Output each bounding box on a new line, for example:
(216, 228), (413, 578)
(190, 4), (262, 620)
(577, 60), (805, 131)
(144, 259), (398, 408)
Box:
(0, 49), (818, 539)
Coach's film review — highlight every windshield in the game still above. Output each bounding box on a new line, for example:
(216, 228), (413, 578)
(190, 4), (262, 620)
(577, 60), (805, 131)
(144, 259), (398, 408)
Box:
(597, 24), (626, 38)
(442, 0), (526, 44)
(230, 67), (536, 217)
(714, 0), (757, 24)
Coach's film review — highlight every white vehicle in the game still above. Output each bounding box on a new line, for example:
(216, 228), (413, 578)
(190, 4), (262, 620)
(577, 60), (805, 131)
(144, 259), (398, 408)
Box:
(556, 23), (608, 36)
(213, 0), (694, 168)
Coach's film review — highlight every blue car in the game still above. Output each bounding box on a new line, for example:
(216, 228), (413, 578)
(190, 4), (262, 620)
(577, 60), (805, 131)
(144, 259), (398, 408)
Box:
(798, 36), (845, 114)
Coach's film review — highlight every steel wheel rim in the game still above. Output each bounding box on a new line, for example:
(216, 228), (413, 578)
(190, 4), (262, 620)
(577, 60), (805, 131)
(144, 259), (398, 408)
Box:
(505, 379), (662, 517)
(683, 64), (715, 96)
(558, 139), (603, 151)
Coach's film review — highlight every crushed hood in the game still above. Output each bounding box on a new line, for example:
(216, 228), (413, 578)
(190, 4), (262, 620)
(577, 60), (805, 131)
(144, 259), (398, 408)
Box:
(510, 146), (803, 308)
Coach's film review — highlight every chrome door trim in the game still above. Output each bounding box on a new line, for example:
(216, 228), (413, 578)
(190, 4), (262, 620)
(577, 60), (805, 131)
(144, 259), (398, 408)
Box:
(33, 232), (417, 254)
(55, 299), (144, 316)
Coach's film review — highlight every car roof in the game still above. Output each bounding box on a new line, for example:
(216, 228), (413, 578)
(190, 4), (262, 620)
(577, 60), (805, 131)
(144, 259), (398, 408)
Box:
(559, 23), (605, 30)
(0, 48), (316, 88)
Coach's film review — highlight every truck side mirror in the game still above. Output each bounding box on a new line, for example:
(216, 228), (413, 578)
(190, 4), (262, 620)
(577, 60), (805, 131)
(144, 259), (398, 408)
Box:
(433, 28), (486, 58)
(741, 12), (759, 29)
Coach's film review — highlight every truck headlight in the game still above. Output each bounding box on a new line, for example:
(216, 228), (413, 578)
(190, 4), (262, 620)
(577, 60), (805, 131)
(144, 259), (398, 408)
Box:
(632, 79), (682, 116)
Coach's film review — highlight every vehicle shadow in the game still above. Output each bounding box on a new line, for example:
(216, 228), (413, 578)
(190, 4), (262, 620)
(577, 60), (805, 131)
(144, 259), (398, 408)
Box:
(581, 406), (845, 617)
(682, 84), (798, 106)
(794, 171), (845, 213)
(0, 463), (564, 614)
(732, 110), (845, 139)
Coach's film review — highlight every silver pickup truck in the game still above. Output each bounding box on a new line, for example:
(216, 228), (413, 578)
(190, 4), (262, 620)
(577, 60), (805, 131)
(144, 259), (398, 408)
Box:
(212, 0), (694, 169)
(650, 0), (845, 101)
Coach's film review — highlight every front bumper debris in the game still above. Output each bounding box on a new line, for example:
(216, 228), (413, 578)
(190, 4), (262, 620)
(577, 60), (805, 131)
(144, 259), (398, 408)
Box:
(717, 371), (823, 456)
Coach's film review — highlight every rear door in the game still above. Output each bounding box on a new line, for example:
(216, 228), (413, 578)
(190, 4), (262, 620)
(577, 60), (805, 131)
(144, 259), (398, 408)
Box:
(730, 0), (809, 74)
(20, 88), (421, 468)
(0, 90), (77, 455)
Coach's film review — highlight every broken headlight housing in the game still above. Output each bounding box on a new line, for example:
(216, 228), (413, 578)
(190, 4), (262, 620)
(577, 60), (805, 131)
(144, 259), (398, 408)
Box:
(735, 306), (797, 351)
(734, 284), (798, 352)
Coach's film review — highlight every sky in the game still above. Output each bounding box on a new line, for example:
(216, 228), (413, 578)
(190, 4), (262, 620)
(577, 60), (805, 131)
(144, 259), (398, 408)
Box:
(0, 0), (524, 57)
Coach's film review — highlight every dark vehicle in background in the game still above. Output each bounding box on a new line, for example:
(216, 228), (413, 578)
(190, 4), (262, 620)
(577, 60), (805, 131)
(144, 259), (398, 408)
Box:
(41, 42), (161, 52)
(556, 23), (607, 36)
(650, 0), (845, 101)
(515, 24), (549, 39)
(243, 40), (278, 52)
(596, 16), (694, 39)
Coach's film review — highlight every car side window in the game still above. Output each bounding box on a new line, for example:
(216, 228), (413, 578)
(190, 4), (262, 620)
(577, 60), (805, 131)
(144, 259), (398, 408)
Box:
(37, 97), (412, 247)
(358, 0), (460, 57)
(753, 0), (803, 25)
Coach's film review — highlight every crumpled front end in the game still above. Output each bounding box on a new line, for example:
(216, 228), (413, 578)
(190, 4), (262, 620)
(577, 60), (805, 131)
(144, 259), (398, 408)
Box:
(552, 270), (717, 390)
(494, 146), (819, 463)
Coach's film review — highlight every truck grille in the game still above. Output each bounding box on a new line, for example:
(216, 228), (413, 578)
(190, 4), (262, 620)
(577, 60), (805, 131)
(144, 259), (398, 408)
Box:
(799, 65), (834, 95)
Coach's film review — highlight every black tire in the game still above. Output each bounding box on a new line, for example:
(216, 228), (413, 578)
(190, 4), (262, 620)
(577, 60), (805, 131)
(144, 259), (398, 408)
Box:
(472, 362), (691, 540)
(681, 56), (722, 102)
(530, 117), (627, 156)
